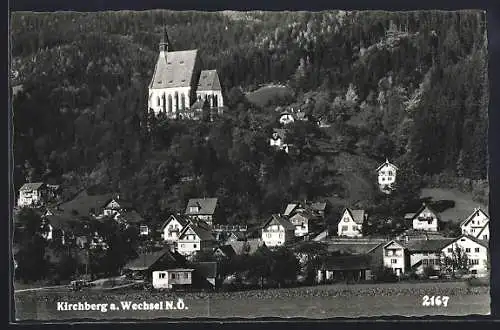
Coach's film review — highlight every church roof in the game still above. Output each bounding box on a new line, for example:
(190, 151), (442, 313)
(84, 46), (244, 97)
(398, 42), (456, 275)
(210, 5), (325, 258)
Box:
(149, 49), (198, 89)
(197, 70), (222, 91)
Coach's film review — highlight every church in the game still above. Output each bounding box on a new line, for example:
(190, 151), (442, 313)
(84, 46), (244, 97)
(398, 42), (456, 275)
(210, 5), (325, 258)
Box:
(148, 29), (224, 120)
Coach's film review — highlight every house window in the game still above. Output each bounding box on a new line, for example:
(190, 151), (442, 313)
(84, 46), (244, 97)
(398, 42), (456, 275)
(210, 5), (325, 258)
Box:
(193, 244), (197, 249)
(388, 171), (393, 176)
(423, 259), (428, 265)
(279, 233), (283, 238)
(352, 226), (357, 231)
(466, 248), (471, 253)
(483, 235), (488, 240)
(391, 259), (397, 264)
(157, 96), (161, 106)
(171, 273), (176, 279)
(184, 272), (189, 279)
(342, 226), (348, 232)
(181, 244), (185, 248)
(447, 248), (453, 252)
(423, 252), (428, 256)
(475, 248), (480, 253)
(159, 273), (166, 279)
(168, 232), (172, 237)
(429, 259), (435, 265)
(267, 233), (271, 238)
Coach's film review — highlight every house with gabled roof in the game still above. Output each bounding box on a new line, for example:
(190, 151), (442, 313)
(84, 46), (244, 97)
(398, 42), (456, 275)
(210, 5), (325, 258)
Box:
(160, 214), (190, 243)
(261, 214), (295, 247)
(337, 208), (367, 237)
(17, 182), (47, 207)
(283, 200), (328, 219)
(410, 203), (440, 232)
(102, 195), (134, 219)
(184, 198), (219, 226)
(147, 28), (223, 119)
(123, 248), (186, 281)
(441, 234), (489, 277)
(177, 221), (216, 256)
(383, 238), (455, 277)
(57, 192), (114, 218)
(460, 207), (489, 241)
(376, 159), (398, 193)
(196, 69), (224, 108)
(289, 210), (322, 238)
(213, 245), (237, 259)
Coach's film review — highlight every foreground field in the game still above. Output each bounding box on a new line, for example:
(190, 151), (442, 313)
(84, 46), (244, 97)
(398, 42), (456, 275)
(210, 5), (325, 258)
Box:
(14, 281), (490, 320)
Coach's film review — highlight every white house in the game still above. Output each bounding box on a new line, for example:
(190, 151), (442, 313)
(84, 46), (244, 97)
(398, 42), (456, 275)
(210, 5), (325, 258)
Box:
(460, 207), (489, 241)
(102, 196), (133, 219)
(278, 112), (295, 126)
(261, 214), (295, 247)
(382, 241), (407, 276)
(410, 203), (440, 232)
(376, 159), (398, 193)
(147, 29), (223, 119)
(160, 214), (190, 243)
(177, 222), (216, 256)
(441, 235), (489, 277)
(288, 211), (321, 237)
(17, 182), (47, 207)
(152, 268), (194, 289)
(337, 208), (367, 237)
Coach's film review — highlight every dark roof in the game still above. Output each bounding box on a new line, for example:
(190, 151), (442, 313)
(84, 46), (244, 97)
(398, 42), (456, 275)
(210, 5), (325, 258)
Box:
(179, 223), (215, 241)
(284, 203), (299, 216)
(376, 159), (399, 172)
(119, 210), (144, 224)
(44, 213), (76, 231)
(322, 254), (372, 270)
(19, 182), (45, 191)
(228, 231), (246, 240)
(197, 69), (222, 91)
(411, 203), (440, 221)
(58, 193), (113, 217)
(194, 261), (217, 278)
(289, 211), (316, 224)
(397, 238), (455, 252)
(460, 207), (490, 227)
(343, 208), (366, 224)
(262, 214), (295, 231)
(228, 239), (266, 255)
(185, 198), (218, 216)
(123, 249), (179, 271)
(326, 242), (384, 255)
(160, 214), (190, 230)
(214, 245), (236, 258)
(149, 49), (198, 89)
(310, 202), (327, 212)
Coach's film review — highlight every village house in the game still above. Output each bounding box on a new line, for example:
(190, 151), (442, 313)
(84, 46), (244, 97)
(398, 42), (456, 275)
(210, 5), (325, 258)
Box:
(213, 245), (237, 260)
(337, 208), (367, 237)
(17, 182), (48, 207)
(152, 268), (194, 290)
(116, 210), (147, 234)
(160, 214), (190, 243)
(123, 249), (186, 281)
(148, 28), (223, 119)
(278, 112), (295, 126)
(376, 159), (398, 193)
(408, 203), (440, 232)
(288, 210), (322, 238)
(101, 196), (134, 219)
(383, 238), (455, 277)
(261, 214), (295, 247)
(177, 221), (216, 256)
(460, 207), (489, 241)
(317, 254), (373, 283)
(269, 128), (290, 153)
(441, 235), (489, 278)
(283, 200), (328, 219)
(184, 198), (219, 227)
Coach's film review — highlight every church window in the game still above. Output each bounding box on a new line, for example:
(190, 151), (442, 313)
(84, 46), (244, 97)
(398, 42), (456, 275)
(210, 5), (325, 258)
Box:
(181, 94), (186, 110)
(157, 97), (160, 106)
(168, 95), (173, 112)
(175, 92), (179, 111)
(214, 95), (218, 107)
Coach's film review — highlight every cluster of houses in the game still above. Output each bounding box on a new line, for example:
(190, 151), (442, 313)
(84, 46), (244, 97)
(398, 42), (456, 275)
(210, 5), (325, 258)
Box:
(14, 175), (491, 291)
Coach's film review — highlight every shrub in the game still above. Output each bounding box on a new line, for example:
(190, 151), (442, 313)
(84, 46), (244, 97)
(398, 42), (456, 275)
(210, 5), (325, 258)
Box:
(373, 267), (399, 283)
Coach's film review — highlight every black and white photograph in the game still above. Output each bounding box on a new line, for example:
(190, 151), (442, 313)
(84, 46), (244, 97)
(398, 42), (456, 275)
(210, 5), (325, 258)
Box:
(10, 7), (491, 321)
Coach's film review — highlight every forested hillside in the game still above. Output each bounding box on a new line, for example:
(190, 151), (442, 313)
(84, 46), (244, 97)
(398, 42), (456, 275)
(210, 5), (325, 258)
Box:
(10, 10), (489, 224)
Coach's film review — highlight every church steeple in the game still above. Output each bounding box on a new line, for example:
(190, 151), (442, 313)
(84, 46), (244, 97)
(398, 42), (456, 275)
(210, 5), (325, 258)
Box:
(159, 27), (170, 53)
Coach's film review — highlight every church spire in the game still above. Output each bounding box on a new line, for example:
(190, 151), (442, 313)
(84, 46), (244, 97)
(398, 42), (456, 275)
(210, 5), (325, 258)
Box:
(159, 26), (170, 53)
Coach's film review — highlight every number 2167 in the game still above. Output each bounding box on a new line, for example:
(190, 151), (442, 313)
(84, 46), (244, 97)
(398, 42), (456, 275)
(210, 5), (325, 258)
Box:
(422, 295), (449, 307)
